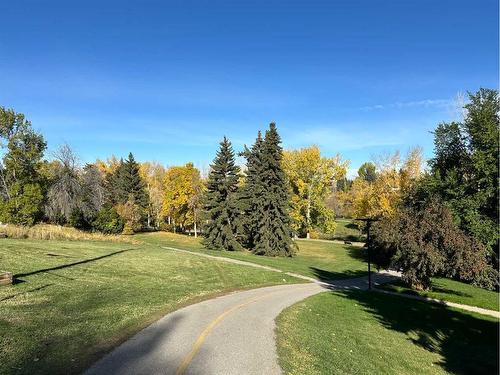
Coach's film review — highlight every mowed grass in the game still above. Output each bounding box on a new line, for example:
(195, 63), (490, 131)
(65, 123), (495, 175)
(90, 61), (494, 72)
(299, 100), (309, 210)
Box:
(137, 232), (368, 280)
(378, 278), (499, 311)
(331, 219), (365, 242)
(0, 238), (301, 375)
(276, 290), (499, 375)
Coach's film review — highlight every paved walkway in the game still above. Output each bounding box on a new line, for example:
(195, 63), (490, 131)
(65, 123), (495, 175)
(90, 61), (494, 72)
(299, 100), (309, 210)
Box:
(374, 288), (500, 318)
(84, 246), (498, 375)
(84, 272), (396, 375)
(161, 246), (500, 318)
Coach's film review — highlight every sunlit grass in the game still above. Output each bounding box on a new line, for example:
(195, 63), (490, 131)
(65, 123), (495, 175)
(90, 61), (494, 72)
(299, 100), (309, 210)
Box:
(137, 231), (369, 280)
(0, 238), (300, 374)
(277, 290), (499, 375)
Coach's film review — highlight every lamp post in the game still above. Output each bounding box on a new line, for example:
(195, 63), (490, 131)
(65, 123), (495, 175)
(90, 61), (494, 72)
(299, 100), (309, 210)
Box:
(355, 217), (379, 290)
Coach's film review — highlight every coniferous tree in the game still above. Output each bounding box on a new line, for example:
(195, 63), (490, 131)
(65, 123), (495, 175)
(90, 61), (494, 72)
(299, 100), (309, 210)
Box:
(203, 137), (242, 251)
(253, 123), (296, 256)
(240, 131), (265, 248)
(105, 158), (124, 206)
(107, 153), (149, 209)
(120, 152), (149, 210)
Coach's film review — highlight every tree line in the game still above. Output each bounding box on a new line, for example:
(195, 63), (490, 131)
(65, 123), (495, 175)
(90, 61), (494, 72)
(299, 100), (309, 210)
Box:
(0, 88), (497, 284)
(0, 110), (345, 254)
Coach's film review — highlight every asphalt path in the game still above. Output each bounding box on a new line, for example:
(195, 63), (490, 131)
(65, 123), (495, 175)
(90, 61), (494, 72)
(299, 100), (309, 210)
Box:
(84, 272), (398, 375)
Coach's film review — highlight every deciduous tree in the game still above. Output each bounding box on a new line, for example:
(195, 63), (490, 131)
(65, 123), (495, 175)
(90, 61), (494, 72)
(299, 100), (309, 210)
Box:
(162, 163), (204, 236)
(0, 107), (46, 225)
(283, 145), (348, 238)
(140, 161), (166, 228)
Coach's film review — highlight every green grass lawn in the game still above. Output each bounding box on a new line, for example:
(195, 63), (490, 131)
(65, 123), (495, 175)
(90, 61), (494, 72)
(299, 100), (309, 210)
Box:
(277, 290), (499, 375)
(377, 277), (499, 311)
(137, 231), (369, 280)
(329, 219), (365, 242)
(0, 238), (301, 375)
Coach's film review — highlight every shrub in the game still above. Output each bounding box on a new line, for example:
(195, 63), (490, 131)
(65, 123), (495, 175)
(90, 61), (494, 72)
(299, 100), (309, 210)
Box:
(69, 208), (92, 230)
(371, 200), (496, 290)
(92, 206), (124, 234)
(122, 223), (135, 235)
(115, 198), (142, 232)
(0, 182), (44, 226)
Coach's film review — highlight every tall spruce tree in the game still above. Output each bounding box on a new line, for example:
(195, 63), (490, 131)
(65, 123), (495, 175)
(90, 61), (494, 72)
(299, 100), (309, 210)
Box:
(108, 153), (149, 209)
(203, 137), (242, 251)
(239, 131), (265, 248)
(120, 152), (149, 210)
(253, 123), (296, 256)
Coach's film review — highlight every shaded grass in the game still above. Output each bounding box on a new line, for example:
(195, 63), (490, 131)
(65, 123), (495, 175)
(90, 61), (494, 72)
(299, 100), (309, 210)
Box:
(0, 238), (301, 374)
(137, 232), (369, 280)
(276, 290), (499, 375)
(319, 219), (365, 242)
(377, 277), (499, 311)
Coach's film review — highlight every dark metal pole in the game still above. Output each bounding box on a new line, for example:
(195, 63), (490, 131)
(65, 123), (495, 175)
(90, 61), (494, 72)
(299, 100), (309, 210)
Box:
(367, 221), (372, 290)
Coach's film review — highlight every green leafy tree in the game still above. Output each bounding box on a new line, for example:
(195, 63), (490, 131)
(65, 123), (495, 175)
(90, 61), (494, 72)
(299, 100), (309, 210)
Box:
(203, 137), (242, 251)
(253, 123), (295, 256)
(415, 89), (499, 257)
(0, 107), (46, 225)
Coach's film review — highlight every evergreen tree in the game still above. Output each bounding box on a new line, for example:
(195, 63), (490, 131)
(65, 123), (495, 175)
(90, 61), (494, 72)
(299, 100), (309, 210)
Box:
(203, 137), (242, 251)
(105, 158), (124, 205)
(107, 153), (149, 209)
(239, 131), (265, 248)
(253, 123), (295, 256)
(120, 152), (149, 210)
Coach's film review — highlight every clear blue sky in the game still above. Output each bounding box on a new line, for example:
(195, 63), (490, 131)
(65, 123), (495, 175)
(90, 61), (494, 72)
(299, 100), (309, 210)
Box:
(1, 0), (498, 176)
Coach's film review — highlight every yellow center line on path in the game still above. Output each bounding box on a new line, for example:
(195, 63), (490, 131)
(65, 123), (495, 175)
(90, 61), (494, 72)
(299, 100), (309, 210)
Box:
(174, 284), (313, 375)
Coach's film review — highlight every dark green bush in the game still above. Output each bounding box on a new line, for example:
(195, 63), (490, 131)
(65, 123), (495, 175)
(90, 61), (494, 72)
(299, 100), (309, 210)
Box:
(92, 206), (124, 234)
(69, 208), (92, 230)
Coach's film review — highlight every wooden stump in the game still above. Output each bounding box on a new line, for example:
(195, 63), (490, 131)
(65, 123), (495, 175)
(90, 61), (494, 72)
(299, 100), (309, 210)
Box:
(0, 271), (13, 286)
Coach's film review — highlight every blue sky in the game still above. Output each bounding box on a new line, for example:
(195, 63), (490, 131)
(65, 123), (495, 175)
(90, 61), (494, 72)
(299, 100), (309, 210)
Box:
(0, 0), (498, 176)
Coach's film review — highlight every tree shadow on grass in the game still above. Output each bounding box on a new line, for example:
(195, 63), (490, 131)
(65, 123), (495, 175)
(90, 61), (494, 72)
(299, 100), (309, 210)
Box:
(0, 283), (54, 302)
(431, 286), (472, 298)
(13, 248), (136, 281)
(345, 222), (359, 230)
(334, 289), (499, 375)
(310, 267), (367, 282)
(384, 280), (473, 298)
(345, 246), (368, 262)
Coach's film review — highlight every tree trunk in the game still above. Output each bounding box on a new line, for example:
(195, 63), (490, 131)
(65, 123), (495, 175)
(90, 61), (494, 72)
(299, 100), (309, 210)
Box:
(193, 209), (198, 238)
(306, 187), (311, 239)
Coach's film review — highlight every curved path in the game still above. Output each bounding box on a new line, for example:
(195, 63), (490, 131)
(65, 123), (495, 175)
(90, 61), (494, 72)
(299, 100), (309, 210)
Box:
(84, 283), (323, 375)
(84, 272), (397, 375)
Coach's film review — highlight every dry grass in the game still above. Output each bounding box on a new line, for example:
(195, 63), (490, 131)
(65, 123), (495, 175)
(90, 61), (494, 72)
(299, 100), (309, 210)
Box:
(0, 224), (140, 244)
